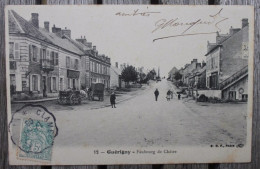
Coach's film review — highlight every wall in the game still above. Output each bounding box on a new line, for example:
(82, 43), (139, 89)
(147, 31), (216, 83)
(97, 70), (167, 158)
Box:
(194, 90), (222, 99)
(222, 76), (248, 100)
(219, 26), (249, 82)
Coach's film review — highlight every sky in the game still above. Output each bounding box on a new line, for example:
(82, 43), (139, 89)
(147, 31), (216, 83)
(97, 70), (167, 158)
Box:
(8, 5), (252, 77)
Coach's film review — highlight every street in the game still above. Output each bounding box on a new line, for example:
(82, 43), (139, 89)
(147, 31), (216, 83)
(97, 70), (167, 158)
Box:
(48, 79), (247, 147)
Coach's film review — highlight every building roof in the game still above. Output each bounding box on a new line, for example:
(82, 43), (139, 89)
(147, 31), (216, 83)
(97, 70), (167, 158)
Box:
(168, 67), (178, 75)
(39, 28), (84, 55)
(9, 10), (84, 55)
(111, 66), (122, 75)
(205, 26), (247, 56)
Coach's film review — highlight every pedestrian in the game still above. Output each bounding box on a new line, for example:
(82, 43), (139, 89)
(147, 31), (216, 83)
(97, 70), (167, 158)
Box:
(154, 88), (159, 101)
(170, 90), (173, 99)
(110, 92), (116, 108)
(178, 93), (181, 100)
(166, 90), (171, 101)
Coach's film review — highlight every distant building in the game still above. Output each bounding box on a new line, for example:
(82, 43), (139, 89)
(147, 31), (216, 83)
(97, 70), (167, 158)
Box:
(182, 59), (201, 86)
(110, 62), (125, 89)
(205, 18), (249, 101)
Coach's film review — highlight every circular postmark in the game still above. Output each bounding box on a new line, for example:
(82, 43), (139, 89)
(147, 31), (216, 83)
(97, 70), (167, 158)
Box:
(9, 104), (58, 154)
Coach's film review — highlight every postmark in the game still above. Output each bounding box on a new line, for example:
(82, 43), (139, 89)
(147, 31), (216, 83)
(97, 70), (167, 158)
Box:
(9, 104), (58, 162)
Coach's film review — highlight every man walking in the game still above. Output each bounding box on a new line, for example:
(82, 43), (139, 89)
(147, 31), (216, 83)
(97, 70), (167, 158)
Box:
(154, 88), (159, 101)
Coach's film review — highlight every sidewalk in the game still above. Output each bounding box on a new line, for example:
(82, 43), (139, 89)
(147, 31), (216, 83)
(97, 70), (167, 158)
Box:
(12, 97), (58, 103)
(11, 84), (152, 113)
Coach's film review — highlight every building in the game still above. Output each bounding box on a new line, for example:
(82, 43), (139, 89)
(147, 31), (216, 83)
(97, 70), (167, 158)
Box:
(8, 10), (110, 100)
(73, 36), (111, 89)
(110, 62), (125, 89)
(182, 59), (202, 86)
(205, 18), (249, 101)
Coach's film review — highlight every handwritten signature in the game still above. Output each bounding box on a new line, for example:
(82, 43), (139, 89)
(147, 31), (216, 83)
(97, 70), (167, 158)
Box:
(115, 9), (161, 17)
(152, 8), (228, 42)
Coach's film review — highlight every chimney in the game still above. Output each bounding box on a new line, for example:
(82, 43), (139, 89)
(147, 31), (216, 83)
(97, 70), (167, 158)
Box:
(31, 13), (39, 28)
(61, 28), (71, 38)
(52, 25), (62, 37)
(44, 21), (49, 32)
(115, 62), (118, 68)
(242, 18), (248, 28)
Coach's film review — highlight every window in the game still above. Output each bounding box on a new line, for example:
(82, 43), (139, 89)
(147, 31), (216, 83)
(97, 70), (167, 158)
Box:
(60, 78), (63, 91)
(94, 62), (97, 73)
(242, 94), (248, 101)
(32, 75), (38, 91)
(10, 74), (16, 94)
(32, 46), (37, 62)
(14, 43), (20, 59)
(66, 57), (70, 68)
(51, 51), (55, 65)
(55, 53), (58, 66)
(90, 61), (92, 72)
(75, 59), (79, 70)
(10, 61), (16, 70)
(9, 42), (14, 59)
(68, 78), (71, 88)
(41, 49), (46, 61)
(52, 77), (57, 91)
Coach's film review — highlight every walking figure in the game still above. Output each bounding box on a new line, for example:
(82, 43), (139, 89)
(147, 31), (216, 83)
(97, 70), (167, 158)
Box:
(178, 93), (181, 100)
(170, 90), (173, 99)
(166, 90), (171, 101)
(110, 92), (116, 108)
(154, 88), (159, 101)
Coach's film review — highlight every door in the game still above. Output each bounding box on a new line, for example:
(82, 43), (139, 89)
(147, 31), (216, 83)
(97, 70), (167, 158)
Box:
(60, 78), (63, 91)
(73, 79), (76, 89)
(42, 76), (47, 97)
(229, 91), (236, 100)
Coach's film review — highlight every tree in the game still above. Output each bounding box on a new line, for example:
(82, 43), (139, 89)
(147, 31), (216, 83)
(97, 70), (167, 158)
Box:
(121, 65), (138, 83)
(146, 69), (157, 80)
(174, 71), (182, 81)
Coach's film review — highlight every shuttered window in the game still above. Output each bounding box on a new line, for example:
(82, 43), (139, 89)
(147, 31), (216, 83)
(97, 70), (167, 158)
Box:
(14, 43), (20, 59)
(66, 56), (70, 68)
(55, 53), (58, 66)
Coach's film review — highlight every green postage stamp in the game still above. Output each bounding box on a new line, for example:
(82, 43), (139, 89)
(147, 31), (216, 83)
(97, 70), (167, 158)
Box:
(17, 118), (54, 162)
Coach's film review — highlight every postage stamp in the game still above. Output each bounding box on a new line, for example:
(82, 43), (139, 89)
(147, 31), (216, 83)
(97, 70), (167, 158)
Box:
(17, 118), (54, 161)
(9, 105), (58, 163)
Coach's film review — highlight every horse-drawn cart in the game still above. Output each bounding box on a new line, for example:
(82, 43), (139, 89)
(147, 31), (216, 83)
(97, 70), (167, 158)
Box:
(58, 90), (82, 105)
(88, 83), (105, 101)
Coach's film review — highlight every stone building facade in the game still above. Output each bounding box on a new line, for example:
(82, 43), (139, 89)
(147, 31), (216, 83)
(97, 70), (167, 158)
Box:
(205, 19), (249, 101)
(8, 10), (110, 100)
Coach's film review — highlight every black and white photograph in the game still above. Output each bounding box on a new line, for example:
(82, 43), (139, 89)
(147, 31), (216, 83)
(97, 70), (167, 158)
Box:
(5, 5), (254, 165)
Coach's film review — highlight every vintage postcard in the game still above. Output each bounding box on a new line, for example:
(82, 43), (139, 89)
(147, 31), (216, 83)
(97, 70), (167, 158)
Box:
(5, 5), (254, 165)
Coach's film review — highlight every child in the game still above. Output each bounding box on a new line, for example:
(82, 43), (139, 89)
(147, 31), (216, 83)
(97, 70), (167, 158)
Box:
(110, 92), (116, 108)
